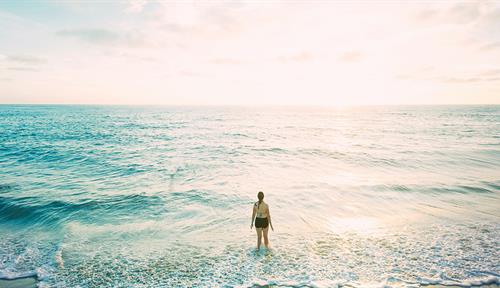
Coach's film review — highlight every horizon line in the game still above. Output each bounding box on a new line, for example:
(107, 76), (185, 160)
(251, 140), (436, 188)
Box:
(0, 103), (499, 107)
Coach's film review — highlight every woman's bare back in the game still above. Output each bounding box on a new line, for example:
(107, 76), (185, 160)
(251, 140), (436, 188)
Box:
(255, 201), (268, 218)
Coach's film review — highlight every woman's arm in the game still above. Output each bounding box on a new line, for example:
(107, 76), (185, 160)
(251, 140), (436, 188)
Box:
(267, 206), (274, 231)
(250, 204), (256, 229)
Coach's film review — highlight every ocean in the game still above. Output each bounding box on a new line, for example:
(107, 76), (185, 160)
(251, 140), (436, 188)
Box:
(0, 105), (499, 287)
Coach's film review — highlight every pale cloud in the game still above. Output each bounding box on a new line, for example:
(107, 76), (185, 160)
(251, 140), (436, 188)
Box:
(209, 58), (242, 65)
(448, 2), (482, 24)
(415, 8), (438, 21)
(399, 68), (500, 84)
(125, 0), (148, 13)
(1, 54), (40, 64)
(479, 69), (500, 77)
(439, 76), (500, 84)
(396, 66), (435, 80)
(413, 1), (496, 25)
(275, 52), (313, 63)
(7, 55), (46, 64)
(179, 70), (206, 78)
(7, 67), (39, 72)
(1, 55), (45, 73)
(480, 42), (500, 51)
(338, 51), (362, 63)
(57, 29), (120, 44)
(56, 29), (144, 46)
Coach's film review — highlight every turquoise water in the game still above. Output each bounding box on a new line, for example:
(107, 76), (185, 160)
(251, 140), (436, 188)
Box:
(0, 105), (499, 287)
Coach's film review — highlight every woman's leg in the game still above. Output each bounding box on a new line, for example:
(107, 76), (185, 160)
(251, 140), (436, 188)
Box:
(256, 228), (263, 250)
(263, 227), (269, 248)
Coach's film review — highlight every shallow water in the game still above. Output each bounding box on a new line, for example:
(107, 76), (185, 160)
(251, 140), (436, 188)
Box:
(0, 105), (499, 287)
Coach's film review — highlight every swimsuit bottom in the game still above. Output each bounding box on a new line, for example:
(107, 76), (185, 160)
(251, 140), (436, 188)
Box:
(255, 217), (269, 229)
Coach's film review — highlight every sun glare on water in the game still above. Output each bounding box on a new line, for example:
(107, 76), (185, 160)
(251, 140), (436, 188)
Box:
(329, 217), (381, 235)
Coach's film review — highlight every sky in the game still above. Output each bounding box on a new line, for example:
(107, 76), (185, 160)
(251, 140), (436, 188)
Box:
(0, 0), (499, 105)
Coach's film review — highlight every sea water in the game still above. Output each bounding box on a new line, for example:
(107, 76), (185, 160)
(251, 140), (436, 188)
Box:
(0, 105), (498, 287)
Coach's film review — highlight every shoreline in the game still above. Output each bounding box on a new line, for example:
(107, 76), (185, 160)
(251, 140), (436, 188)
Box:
(0, 277), (498, 288)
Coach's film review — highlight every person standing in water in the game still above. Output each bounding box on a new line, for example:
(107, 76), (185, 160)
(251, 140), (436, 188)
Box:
(250, 191), (274, 250)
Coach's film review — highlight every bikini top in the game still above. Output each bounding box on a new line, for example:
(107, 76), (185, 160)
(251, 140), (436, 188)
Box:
(254, 201), (268, 218)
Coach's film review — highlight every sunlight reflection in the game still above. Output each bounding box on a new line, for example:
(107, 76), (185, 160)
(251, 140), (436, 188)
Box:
(329, 217), (380, 235)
